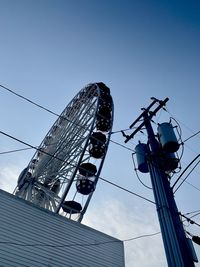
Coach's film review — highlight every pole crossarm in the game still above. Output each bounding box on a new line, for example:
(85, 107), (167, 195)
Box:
(125, 97), (169, 143)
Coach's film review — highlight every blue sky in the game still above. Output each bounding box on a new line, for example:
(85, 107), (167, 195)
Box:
(0, 1), (200, 266)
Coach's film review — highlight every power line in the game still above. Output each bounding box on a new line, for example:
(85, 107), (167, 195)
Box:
(183, 179), (200, 193)
(174, 160), (200, 193)
(99, 176), (155, 205)
(190, 212), (200, 220)
(1, 85), (199, 201)
(0, 147), (33, 155)
(0, 129), (156, 206)
(186, 232), (200, 246)
(2, 83), (200, 163)
(0, 84), (144, 155)
(179, 213), (200, 228)
(2, 128), (200, 205)
(172, 154), (200, 191)
(183, 130), (200, 143)
(0, 83), (93, 132)
(123, 231), (160, 242)
(0, 130), (69, 165)
(0, 231), (160, 249)
(167, 108), (200, 146)
(184, 210), (200, 216)
(110, 139), (135, 152)
(111, 128), (134, 135)
(166, 108), (194, 136)
(0, 84), (62, 118)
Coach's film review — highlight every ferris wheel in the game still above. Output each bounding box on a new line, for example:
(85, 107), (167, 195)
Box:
(14, 82), (114, 222)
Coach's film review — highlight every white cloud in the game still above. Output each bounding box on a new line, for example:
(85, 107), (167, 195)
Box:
(0, 164), (19, 193)
(84, 199), (167, 267)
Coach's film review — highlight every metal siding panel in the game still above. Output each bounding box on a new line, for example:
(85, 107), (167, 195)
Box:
(0, 190), (125, 267)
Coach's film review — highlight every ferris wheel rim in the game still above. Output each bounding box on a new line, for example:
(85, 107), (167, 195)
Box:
(15, 82), (114, 221)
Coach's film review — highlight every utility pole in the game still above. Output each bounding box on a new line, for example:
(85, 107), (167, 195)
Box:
(125, 98), (196, 267)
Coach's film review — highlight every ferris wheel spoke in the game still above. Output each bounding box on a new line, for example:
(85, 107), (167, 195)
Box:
(15, 83), (114, 222)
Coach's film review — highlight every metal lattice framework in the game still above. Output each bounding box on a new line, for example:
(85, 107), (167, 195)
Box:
(14, 83), (114, 222)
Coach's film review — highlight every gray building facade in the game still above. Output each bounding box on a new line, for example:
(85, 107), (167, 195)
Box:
(0, 189), (125, 267)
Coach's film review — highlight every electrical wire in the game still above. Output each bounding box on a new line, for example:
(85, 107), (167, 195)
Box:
(186, 231), (200, 246)
(166, 108), (191, 133)
(0, 129), (156, 206)
(0, 147), (33, 155)
(0, 84), (136, 155)
(111, 128), (134, 135)
(183, 130), (200, 143)
(0, 130), (70, 165)
(0, 83), (95, 132)
(181, 212), (200, 228)
(184, 209), (200, 216)
(166, 108), (200, 157)
(110, 139), (135, 152)
(174, 160), (200, 194)
(2, 86), (199, 234)
(183, 179), (200, 193)
(131, 153), (152, 190)
(179, 213), (200, 228)
(99, 176), (155, 205)
(170, 116), (182, 143)
(172, 154), (200, 190)
(174, 160), (200, 193)
(0, 83), (161, 157)
(190, 212), (200, 220)
(0, 231), (160, 248)
(0, 84), (63, 118)
(167, 108), (200, 145)
(0, 85), (157, 204)
(122, 231), (160, 242)
(2, 83), (200, 166)
(2, 85), (200, 203)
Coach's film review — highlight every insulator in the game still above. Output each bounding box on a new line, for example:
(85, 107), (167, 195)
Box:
(135, 143), (149, 173)
(157, 122), (179, 153)
(76, 178), (95, 195)
(79, 163), (97, 177)
(62, 200), (82, 214)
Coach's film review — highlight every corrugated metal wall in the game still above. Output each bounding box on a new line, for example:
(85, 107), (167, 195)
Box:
(0, 190), (125, 267)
